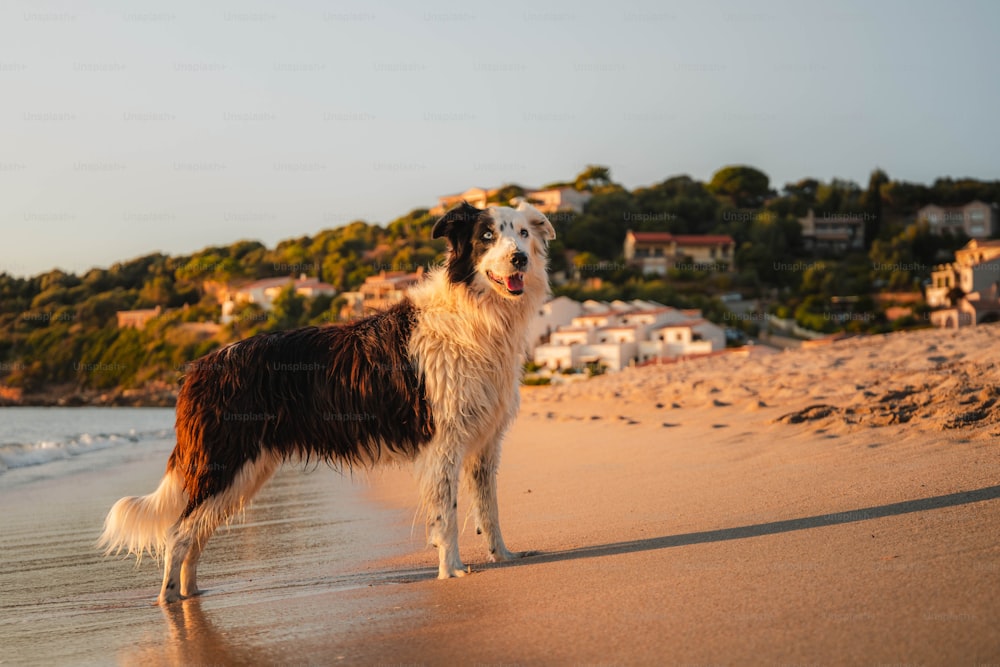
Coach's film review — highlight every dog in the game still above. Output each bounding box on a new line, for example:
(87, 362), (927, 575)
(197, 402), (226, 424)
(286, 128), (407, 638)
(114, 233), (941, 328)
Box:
(98, 200), (556, 604)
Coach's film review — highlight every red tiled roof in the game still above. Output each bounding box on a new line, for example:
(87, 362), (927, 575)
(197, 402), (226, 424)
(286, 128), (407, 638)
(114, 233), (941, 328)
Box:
(629, 231), (735, 246)
(241, 276), (294, 290)
(652, 319), (707, 329)
(629, 231), (673, 243)
(575, 309), (624, 318)
(623, 307), (679, 318)
(672, 235), (735, 246)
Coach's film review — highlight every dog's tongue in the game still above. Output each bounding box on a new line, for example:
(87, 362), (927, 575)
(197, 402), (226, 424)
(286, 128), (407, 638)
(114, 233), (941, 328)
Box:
(505, 273), (524, 292)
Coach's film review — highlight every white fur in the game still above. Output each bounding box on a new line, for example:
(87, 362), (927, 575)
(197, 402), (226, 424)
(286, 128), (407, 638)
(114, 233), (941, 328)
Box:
(98, 469), (187, 565)
(406, 203), (553, 578)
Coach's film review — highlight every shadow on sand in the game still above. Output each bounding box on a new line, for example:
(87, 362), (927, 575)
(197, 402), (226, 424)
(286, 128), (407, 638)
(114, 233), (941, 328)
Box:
(518, 484), (1000, 568)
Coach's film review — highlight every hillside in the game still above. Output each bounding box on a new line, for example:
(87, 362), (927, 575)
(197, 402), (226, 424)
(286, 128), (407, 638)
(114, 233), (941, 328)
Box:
(0, 165), (996, 405)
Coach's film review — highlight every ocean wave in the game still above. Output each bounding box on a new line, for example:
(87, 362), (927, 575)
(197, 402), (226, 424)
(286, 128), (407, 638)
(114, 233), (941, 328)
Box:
(0, 428), (173, 472)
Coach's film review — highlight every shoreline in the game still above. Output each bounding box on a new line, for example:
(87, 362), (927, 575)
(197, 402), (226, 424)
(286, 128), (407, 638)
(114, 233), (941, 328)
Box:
(0, 383), (178, 408)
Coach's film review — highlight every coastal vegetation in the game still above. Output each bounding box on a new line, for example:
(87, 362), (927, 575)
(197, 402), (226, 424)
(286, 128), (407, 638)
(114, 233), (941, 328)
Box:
(1, 165), (995, 398)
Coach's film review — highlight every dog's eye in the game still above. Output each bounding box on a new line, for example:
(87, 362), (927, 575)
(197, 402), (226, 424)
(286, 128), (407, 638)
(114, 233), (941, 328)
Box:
(519, 229), (529, 238)
(482, 231), (493, 240)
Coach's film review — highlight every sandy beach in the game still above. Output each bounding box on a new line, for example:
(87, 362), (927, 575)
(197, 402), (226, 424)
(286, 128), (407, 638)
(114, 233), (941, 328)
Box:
(2, 324), (999, 665)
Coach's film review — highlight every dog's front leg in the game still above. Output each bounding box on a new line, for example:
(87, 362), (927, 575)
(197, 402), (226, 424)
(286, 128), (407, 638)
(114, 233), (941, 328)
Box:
(418, 450), (466, 578)
(466, 447), (522, 562)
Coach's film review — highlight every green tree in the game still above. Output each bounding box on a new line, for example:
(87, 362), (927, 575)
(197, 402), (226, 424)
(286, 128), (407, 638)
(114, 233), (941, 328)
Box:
(488, 184), (527, 205)
(269, 286), (306, 330)
(708, 166), (771, 209)
(574, 165), (613, 192)
(862, 168), (889, 248)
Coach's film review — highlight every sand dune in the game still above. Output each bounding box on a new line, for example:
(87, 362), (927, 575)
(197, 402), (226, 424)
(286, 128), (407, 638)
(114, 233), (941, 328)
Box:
(348, 324), (1000, 665)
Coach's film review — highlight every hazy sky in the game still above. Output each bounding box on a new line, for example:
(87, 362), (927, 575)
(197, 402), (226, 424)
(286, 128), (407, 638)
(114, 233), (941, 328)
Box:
(2, 0), (998, 278)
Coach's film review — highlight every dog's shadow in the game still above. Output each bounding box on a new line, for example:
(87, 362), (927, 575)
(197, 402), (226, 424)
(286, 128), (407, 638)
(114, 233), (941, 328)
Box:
(478, 484), (1000, 571)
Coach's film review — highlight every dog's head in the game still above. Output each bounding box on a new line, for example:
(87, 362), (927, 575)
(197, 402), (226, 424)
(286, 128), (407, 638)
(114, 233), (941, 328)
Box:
(432, 200), (556, 300)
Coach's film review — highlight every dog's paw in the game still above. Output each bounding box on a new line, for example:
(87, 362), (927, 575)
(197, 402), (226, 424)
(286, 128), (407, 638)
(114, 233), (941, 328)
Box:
(158, 591), (183, 605)
(438, 564), (469, 579)
(489, 548), (535, 563)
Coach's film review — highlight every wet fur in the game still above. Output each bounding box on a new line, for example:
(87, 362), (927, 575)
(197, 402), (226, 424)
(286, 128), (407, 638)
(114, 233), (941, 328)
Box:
(98, 201), (556, 604)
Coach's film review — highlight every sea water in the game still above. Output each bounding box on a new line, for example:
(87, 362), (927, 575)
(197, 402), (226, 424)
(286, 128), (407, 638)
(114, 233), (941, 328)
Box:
(0, 406), (176, 489)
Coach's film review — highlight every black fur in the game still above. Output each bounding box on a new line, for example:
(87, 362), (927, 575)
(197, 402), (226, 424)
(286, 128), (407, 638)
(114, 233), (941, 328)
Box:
(432, 202), (497, 287)
(170, 299), (434, 515)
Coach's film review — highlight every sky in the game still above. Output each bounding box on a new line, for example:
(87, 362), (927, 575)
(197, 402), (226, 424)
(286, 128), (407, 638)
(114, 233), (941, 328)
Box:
(2, 0), (998, 278)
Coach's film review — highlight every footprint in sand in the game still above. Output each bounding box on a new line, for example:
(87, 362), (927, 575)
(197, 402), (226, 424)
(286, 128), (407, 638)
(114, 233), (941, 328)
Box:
(712, 398), (731, 407)
(661, 422), (681, 428)
(712, 424), (729, 429)
(590, 415), (602, 420)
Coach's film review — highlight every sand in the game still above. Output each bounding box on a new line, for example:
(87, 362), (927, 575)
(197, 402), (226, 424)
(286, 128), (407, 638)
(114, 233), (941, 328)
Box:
(2, 324), (999, 665)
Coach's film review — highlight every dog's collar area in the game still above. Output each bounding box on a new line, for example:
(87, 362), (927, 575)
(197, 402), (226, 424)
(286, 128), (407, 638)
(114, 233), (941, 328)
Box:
(486, 270), (525, 295)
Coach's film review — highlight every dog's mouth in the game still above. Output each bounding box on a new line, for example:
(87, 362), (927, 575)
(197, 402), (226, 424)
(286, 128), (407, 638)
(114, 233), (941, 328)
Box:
(486, 270), (525, 296)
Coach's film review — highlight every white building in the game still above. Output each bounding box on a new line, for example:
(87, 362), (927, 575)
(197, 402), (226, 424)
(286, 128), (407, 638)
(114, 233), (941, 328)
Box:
(526, 295), (585, 348)
(917, 201), (998, 239)
(431, 185), (591, 216)
(927, 239), (1000, 328)
(221, 274), (337, 324)
(523, 187), (592, 214)
(532, 299), (726, 372)
(639, 320), (722, 359)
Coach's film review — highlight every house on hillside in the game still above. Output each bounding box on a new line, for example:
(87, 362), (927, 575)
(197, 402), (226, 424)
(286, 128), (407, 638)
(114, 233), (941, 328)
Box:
(522, 187), (592, 214)
(623, 231), (735, 276)
(917, 201), (998, 239)
(797, 209), (865, 253)
(430, 186), (591, 216)
(431, 187), (497, 215)
(926, 239), (1000, 328)
(339, 268), (426, 319)
(532, 299), (725, 371)
(220, 274), (337, 324)
(116, 306), (162, 329)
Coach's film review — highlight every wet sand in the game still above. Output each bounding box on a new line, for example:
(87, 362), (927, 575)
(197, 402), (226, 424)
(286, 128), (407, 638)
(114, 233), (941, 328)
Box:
(2, 325), (999, 665)
(0, 440), (422, 666)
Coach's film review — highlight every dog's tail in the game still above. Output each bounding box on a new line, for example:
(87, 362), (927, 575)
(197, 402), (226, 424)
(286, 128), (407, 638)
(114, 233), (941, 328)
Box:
(97, 467), (187, 565)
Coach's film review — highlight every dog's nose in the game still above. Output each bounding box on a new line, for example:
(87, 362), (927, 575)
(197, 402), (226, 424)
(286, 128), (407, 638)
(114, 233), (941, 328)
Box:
(511, 251), (528, 270)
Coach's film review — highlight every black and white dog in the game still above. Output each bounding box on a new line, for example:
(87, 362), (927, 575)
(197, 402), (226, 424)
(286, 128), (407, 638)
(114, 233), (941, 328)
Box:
(99, 201), (555, 604)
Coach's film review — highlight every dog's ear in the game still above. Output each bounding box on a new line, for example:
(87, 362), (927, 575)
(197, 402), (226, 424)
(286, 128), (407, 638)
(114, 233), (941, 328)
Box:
(433, 201), (483, 241)
(516, 200), (556, 241)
